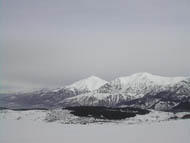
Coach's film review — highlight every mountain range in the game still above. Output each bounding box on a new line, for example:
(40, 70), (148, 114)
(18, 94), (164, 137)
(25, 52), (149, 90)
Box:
(1, 72), (190, 111)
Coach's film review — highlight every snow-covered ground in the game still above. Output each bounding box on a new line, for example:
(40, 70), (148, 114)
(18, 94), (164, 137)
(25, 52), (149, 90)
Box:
(1, 109), (189, 124)
(0, 110), (190, 143)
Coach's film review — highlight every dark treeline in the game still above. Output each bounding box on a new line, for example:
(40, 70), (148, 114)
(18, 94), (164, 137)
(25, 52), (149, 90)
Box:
(0, 107), (48, 111)
(65, 106), (150, 120)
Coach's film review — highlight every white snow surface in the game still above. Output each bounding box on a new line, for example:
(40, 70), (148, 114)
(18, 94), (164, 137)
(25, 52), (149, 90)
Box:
(65, 76), (107, 91)
(0, 110), (190, 143)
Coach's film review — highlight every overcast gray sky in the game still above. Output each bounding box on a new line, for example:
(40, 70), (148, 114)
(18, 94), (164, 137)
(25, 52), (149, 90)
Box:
(1, 0), (190, 93)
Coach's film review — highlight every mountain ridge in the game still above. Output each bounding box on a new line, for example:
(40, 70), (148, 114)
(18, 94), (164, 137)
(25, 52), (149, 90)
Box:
(60, 73), (190, 110)
(0, 76), (107, 108)
(1, 73), (190, 111)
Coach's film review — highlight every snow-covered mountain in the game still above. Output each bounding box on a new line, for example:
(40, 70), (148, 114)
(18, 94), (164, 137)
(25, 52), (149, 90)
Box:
(1, 72), (190, 111)
(61, 73), (190, 110)
(0, 76), (107, 108)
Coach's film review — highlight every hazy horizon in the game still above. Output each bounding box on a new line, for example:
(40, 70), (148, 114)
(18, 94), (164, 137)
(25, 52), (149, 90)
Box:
(1, 0), (190, 93)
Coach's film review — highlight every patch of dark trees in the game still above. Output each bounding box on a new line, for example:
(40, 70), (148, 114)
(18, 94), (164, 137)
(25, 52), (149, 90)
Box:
(0, 107), (8, 110)
(0, 107), (48, 111)
(64, 106), (150, 120)
(182, 114), (190, 119)
(168, 102), (190, 112)
(172, 102), (190, 111)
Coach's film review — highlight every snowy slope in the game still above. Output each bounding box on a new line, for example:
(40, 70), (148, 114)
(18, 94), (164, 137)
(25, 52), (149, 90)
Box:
(61, 73), (190, 108)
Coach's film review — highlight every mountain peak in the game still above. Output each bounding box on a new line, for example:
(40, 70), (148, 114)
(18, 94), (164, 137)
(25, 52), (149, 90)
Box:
(66, 76), (107, 91)
(131, 72), (153, 77)
(117, 72), (186, 86)
(87, 75), (102, 80)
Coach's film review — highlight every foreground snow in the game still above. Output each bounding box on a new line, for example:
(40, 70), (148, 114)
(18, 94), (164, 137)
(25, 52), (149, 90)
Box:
(0, 110), (190, 143)
(0, 111), (190, 143)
